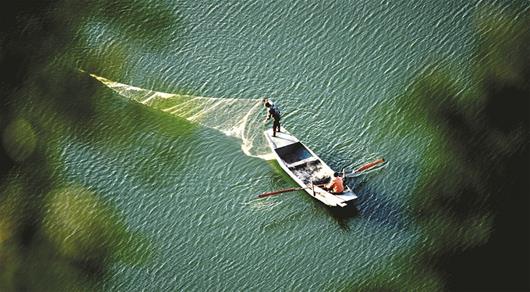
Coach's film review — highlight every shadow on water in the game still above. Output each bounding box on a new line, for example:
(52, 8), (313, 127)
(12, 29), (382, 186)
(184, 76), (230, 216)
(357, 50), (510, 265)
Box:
(264, 159), (360, 230)
(325, 204), (359, 231)
(354, 190), (408, 230)
(319, 168), (409, 232)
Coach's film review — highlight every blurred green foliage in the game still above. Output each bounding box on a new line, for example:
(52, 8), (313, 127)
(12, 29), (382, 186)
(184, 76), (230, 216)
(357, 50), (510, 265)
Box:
(0, 0), (179, 290)
(2, 119), (38, 162)
(352, 6), (530, 291)
(355, 7), (529, 291)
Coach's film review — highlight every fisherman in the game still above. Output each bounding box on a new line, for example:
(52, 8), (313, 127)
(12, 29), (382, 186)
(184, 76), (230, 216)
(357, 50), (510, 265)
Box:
(262, 97), (273, 107)
(263, 98), (281, 137)
(324, 172), (344, 194)
(262, 97), (278, 122)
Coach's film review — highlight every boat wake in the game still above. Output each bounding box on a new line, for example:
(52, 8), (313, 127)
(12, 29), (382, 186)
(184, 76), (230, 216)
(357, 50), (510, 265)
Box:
(89, 74), (275, 160)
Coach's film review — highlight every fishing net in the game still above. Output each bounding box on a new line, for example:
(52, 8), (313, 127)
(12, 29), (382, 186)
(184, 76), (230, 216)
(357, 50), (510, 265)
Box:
(90, 74), (273, 159)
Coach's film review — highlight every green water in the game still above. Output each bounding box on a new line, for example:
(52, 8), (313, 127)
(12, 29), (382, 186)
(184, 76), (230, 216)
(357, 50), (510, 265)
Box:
(49, 0), (528, 290)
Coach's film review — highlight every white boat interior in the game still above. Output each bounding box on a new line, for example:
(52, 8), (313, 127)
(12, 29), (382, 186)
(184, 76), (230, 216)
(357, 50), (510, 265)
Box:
(264, 128), (357, 207)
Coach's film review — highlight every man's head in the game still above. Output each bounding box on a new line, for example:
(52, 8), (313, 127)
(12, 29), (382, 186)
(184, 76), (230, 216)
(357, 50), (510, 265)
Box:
(264, 102), (271, 108)
(333, 172), (340, 177)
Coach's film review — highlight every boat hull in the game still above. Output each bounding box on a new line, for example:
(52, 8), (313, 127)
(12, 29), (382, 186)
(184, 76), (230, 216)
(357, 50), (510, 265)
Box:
(264, 127), (357, 207)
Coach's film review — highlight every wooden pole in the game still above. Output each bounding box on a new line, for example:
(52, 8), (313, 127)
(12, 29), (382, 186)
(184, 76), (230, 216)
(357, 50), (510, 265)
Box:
(257, 187), (308, 198)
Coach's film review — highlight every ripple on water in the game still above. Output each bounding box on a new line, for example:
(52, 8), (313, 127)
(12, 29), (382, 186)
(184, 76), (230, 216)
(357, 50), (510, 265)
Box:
(64, 0), (530, 290)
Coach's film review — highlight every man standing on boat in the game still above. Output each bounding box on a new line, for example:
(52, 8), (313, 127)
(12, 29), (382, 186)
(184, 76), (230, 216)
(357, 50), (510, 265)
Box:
(262, 97), (273, 107)
(324, 172), (344, 194)
(263, 98), (281, 137)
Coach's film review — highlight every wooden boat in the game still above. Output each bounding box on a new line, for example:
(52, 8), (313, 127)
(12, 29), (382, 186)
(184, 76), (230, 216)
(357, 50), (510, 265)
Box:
(264, 127), (358, 207)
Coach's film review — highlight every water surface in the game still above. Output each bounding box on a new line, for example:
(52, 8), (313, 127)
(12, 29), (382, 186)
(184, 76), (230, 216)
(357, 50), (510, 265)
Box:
(59, 0), (528, 290)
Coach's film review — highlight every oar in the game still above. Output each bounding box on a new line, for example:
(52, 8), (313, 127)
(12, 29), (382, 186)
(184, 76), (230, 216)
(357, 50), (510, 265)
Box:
(257, 184), (326, 198)
(352, 158), (385, 173)
(257, 187), (310, 198)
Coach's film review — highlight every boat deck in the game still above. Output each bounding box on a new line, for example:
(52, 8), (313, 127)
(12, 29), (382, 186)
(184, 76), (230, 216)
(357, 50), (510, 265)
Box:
(264, 127), (357, 207)
(264, 130), (299, 149)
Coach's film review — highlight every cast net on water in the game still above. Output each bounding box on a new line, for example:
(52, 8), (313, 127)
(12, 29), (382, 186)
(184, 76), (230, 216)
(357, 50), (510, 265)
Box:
(90, 74), (274, 160)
